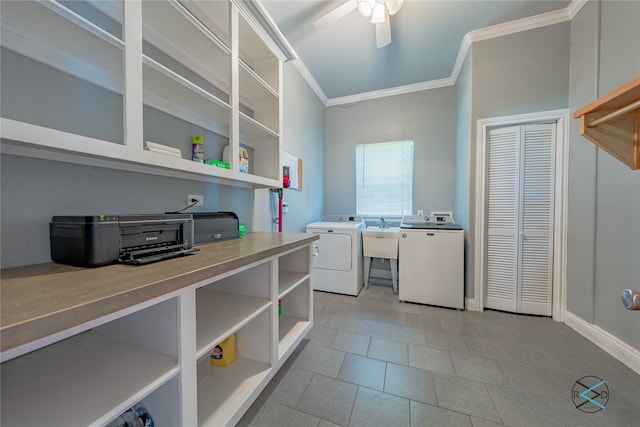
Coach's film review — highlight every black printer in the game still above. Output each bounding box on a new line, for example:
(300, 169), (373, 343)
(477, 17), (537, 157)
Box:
(192, 211), (239, 245)
(50, 214), (197, 267)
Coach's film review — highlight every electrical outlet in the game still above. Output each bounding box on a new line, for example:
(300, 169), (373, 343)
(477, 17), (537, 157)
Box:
(417, 209), (424, 216)
(282, 202), (289, 214)
(187, 194), (204, 207)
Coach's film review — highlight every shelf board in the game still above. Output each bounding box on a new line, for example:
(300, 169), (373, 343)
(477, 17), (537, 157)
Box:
(0, 119), (281, 189)
(239, 112), (279, 143)
(0, 330), (179, 427)
(178, 0), (231, 48)
(1, 0), (124, 94)
(237, 11), (280, 73)
(239, 66), (279, 118)
(278, 315), (311, 360)
(195, 288), (271, 359)
(573, 77), (640, 169)
(142, 0), (231, 91)
(143, 55), (231, 135)
(197, 356), (272, 427)
(240, 59), (279, 98)
(278, 271), (309, 298)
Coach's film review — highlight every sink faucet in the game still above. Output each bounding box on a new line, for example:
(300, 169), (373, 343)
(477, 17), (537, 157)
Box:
(378, 217), (390, 229)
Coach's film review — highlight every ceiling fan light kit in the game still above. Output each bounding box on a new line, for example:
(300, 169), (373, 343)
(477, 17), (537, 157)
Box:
(357, 0), (404, 22)
(386, 0), (404, 16)
(315, 0), (404, 47)
(371, 3), (386, 24)
(357, 0), (374, 17)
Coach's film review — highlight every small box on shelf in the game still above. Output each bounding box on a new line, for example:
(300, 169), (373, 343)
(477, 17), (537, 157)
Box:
(205, 159), (230, 169)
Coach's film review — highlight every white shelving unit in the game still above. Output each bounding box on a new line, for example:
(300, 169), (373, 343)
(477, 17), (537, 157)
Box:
(277, 246), (313, 360)
(197, 311), (272, 427)
(0, 237), (314, 427)
(0, 297), (181, 427)
(0, 0), (284, 189)
(195, 288), (271, 359)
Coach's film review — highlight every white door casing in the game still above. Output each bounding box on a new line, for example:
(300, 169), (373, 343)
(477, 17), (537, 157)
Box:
(485, 123), (555, 316)
(473, 109), (569, 322)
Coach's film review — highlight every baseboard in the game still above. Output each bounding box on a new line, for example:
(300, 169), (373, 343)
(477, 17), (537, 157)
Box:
(565, 310), (640, 375)
(466, 297), (480, 311)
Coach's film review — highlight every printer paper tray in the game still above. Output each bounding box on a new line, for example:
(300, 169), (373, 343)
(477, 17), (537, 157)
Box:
(119, 244), (199, 265)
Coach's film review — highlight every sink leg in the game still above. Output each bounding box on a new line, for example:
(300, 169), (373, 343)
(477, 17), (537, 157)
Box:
(390, 259), (398, 294)
(364, 256), (372, 289)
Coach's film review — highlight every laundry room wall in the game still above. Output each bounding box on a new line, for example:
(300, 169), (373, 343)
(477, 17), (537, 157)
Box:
(454, 50), (473, 298)
(279, 62), (326, 231)
(460, 21), (571, 301)
(0, 155), (255, 268)
(324, 86), (457, 219)
(252, 62), (326, 232)
(567, 0), (640, 351)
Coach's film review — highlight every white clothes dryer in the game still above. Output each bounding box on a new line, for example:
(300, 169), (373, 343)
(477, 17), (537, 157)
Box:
(306, 215), (365, 296)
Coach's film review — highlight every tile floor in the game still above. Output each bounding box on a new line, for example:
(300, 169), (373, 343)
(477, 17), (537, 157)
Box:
(239, 282), (640, 426)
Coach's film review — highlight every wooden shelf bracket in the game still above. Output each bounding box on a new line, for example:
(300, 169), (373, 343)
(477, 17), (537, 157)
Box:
(573, 76), (640, 170)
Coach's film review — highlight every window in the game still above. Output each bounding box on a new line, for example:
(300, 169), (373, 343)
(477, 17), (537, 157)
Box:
(355, 140), (413, 217)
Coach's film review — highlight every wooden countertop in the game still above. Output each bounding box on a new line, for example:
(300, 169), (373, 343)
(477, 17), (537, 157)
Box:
(0, 232), (318, 353)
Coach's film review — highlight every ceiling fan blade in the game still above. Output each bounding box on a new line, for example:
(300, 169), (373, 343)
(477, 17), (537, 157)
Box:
(386, 0), (404, 16)
(313, 0), (358, 29)
(375, 19), (391, 48)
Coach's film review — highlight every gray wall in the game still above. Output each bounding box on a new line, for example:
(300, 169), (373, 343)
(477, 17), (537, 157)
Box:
(464, 22), (571, 299)
(280, 62), (326, 231)
(325, 87), (456, 219)
(566, 0), (600, 323)
(0, 156), (254, 268)
(567, 0), (640, 349)
(454, 50), (473, 296)
(471, 23), (571, 121)
(253, 62), (326, 232)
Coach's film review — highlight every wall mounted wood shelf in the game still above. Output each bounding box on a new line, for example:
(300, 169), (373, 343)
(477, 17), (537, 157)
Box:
(573, 76), (640, 170)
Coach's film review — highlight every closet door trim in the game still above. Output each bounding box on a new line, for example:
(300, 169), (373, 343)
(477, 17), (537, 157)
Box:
(473, 109), (569, 321)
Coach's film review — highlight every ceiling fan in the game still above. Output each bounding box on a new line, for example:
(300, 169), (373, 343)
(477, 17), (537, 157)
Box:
(313, 0), (405, 48)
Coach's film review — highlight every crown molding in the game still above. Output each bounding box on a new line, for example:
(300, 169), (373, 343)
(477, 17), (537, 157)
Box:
(284, 0), (587, 106)
(450, 33), (474, 84)
(450, 1), (581, 82)
(291, 59), (328, 105)
(326, 77), (455, 106)
(236, 0), (297, 62)
(466, 7), (571, 45)
(567, 0), (589, 19)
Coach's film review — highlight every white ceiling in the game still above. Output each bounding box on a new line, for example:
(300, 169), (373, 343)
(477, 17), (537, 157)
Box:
(261, 0), (572, 103)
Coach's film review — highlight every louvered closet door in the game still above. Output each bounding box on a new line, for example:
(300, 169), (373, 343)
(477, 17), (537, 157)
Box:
(519, 124), (555, 315)
(486, 127), (520, 312)
(485, 123), (555, 316)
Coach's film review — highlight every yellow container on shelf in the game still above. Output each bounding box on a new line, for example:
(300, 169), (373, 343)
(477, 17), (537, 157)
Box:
(210, 334), (237, 366)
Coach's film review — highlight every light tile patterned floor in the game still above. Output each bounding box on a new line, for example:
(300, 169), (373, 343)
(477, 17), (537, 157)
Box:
(239, 283), (640, 426)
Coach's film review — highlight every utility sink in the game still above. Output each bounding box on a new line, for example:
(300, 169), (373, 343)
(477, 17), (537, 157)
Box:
(362, 227), (400, 259)
(362, 227), (400, 294)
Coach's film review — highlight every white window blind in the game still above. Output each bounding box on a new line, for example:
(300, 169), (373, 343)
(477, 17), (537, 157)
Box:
(355, 140), (413, 216)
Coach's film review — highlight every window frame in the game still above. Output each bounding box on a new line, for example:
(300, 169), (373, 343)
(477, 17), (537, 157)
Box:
(355, 140), (414, 219)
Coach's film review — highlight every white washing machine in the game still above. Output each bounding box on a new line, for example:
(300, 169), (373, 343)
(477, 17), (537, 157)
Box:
(306, 215), (365, 296)
(399, 213), (464, 309)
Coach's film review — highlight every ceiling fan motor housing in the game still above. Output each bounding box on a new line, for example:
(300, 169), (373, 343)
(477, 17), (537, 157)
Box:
(357, 0), (404, 18)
